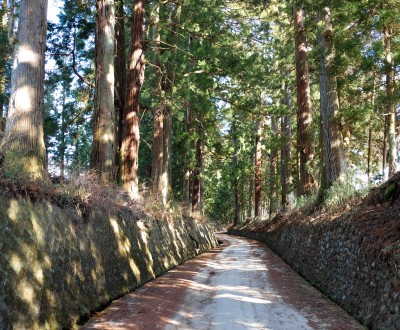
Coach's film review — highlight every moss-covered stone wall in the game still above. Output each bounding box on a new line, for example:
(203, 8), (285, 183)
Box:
(0, 195), (217, 329)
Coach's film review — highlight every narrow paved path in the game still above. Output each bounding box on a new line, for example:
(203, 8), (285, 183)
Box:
(82, 234), (365, 330)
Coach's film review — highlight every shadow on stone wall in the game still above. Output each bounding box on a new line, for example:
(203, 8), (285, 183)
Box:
(0, 195), (217, 329)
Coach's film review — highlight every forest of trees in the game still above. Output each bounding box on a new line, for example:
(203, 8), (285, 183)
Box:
(0, 0), (398, 223)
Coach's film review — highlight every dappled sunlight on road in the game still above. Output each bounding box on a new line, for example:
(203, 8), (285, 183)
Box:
(167, 235), (311, 330)
(83, 234), (365, 330)
(214, 292), (272, 305)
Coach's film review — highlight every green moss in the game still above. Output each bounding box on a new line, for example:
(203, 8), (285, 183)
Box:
(1, 150), (45, 180)
(383, 183), (396, 202)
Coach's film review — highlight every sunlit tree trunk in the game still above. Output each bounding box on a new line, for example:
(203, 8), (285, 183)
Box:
(269, 116), (279, 218)
(192, 137), (203, 214)
(0, 0), (48, 179)
(199, 140), (205, 214)
(254, 119), (263, 217)
(0, 0), (8, 131)
(184, 105), (193, 210)
(121, 0), (146, 197)
(60, 89), (67, 179)
(184, 34), (195, 212)
(384, 23), (397, 177)
(294, 3), (315, 196)
(115, 0), (126, 183)
(248, 143), (255, 218)
(232, 119), (240, 224)
(367, 73), (376, 181)
(91, 0), (116, 182)
(0, 0), (15, 132)
(161, 0), (183, 206)
(383, 117), (388, 179)
(151, 3), (164, 196)
(7, 0), (14, 42)
(367, 128), (372, 180)
(317, 7), (346, 194)
(281, 81), (293, 210)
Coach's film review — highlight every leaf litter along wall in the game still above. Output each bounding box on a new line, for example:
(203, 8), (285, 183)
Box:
(0, 195), (217, 329)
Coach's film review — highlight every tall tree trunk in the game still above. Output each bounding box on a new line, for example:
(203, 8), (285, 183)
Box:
(367, 73), (376, 180)
(232, 119), (240, 224)
(151, 2), (164, 196)
(367, 128), (372, 180)
(60, 90), (66, 179)
(0, 0), (14, 131)
(91, 0), (116, 182)
(7, 0), (14, 42)
(192, 137), (203, 214)
(161, 0), (183, 206)
(254, 119), (263, 217)
(384, 23), (397, 177)
(383, 117), (388, 179)
(184, 34), (196, 212)
(184, 105), (193, 210)
(199, 138), (205, 214)
(233, 174), (240, 224)
(281, 81), (293, 210)
(317, 7), (346, 194)
(294, 3), (315, 196)
(115, 0), (126, 183)
(269, 116), (279, 218)
(0, 0), (48, 179)
(248, 143), (255, 218)
(121, 0), (146, 197)
(0, 0), (8, 131)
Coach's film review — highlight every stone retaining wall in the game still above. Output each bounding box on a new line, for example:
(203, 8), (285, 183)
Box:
(0, 195), (217, 329)
(229, 213), (400, 330)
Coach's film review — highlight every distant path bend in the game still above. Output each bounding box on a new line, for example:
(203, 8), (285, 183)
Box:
(82, 234), (365, 330)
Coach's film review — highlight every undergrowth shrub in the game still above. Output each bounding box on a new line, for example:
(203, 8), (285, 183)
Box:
(293, 173), (372, 216)
(321, 173), (371, 209)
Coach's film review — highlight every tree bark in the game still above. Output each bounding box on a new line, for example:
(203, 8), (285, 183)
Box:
(248, 143), (255, 218)
(192, 137), (203, 214)
(115, 0), (126, 183)
(151, 3), (164, 197)
(60, 89), (66, 179)
(0, 0), (8, 131)
(121, 0), (146, 197)
(254, 119), (263, 218)
(294, 3), (315, 196)
(384, 23), (397, 177)
(317, 7), (346, 194)
(161, 0), (183, 206)
(232, 119), (240, 224)
(367, 73), (376, 181)
(0, 0), (14, 131)
(0, 0), (48, 179)
(184, 104), (193, 210)
(7, 0), (14, 42)
(91, 0), (116, 183)
(383, 116), (388, 179)
(269, 116), (279, 218)
(281, 81), (293, 210)
(367, 128), (372, 180)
